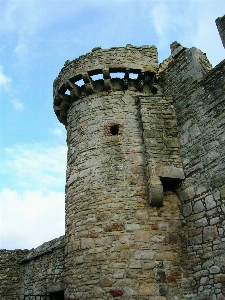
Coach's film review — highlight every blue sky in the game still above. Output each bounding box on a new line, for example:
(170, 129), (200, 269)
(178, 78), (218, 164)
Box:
(0, 0), (224, 250)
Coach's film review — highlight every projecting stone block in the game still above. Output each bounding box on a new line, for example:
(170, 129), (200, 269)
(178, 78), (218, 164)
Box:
(148, 177), (164, 207)
(134, 250), (155, 260)
(156, 165), (185, 180)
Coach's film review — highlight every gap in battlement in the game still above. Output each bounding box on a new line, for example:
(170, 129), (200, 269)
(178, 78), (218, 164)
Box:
(90, 74), (104, 81)
(129, 72), (138, 79)
(110, 72), (125, 79)
(75, 79), (85, 87)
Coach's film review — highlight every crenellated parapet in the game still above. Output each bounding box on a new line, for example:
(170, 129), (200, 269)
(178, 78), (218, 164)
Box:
(53, 45), (159, 125)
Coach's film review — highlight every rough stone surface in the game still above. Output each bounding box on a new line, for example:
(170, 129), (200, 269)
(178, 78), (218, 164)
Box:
(160, 29), (225, 299)
(216, 15), (225, 49)
(0, 250), (28, 300)
(20, 236), (65, 298)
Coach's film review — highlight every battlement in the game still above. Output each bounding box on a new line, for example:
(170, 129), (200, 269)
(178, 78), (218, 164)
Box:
(53, 45), (159, 125)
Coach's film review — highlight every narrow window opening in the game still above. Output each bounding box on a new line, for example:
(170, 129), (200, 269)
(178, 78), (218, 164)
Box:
(110, 124), (119, 135)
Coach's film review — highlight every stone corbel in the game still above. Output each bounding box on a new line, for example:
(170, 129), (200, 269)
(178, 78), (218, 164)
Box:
(82, 73), (94, 93)
(148, 175), (164, 207)
(103, 68), (111, 90)
(148, 165), (185, 207)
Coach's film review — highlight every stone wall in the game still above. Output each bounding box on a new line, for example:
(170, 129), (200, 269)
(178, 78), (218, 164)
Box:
(0, 249), (28, 300)
(161, 44), (225, 300)
(20, 236), (65, 299)
(64, 71), (185, 298)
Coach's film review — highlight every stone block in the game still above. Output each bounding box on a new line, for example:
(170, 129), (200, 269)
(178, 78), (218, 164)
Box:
(134, 230), (150, 242)
(156, 165), (185, 180)
(80, 238), (95, 249)
(139, 282), (157, 296)
(205, 195), (216, 210)
(182, 202), (192, 217)
(123, 286), (138, 296)
(179, 186), (195, 202)
(129, 260), (142, 269)
(134, 250), (155, 260)
(203, 226), (218, 242)
(125, 224), (140, 231)
(155, 252), (174, 260)
(148, 180), (164, 207)
(193, 201), (204, 213)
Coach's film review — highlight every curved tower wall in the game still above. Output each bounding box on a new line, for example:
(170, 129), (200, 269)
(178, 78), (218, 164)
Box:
(54, 45), (185, 299)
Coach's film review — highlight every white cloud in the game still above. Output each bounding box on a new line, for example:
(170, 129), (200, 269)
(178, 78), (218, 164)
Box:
(49, 127), (65, 137)
(0, 188), (65, 249)
(0, 66), (11, 90)
(151, 3), (170, 37)
(0, 0), (41, 35)
(0, 67), (24, 110)
(188, 0), (225, 66)
(2, 144), (67, 192)
(14, 40), (28, 55)
(0, 143), (67, 249)
(10, 98), (24, 111)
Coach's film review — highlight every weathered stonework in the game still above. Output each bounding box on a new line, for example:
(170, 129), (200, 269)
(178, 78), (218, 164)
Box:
(160, 42), (225, 299)
(20, 236), (65, 298)
(0, 249), (28, 299)
(0, 15), (224, 300)
(216, 15), (225, 49)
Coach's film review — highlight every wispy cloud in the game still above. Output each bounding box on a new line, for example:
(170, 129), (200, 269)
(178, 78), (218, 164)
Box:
(0, 66), (11, 90)
(14, 39), (28, 56)
(10, 98), (24, 111)
(0, 66), (24, 110)
(188, 0), (225, 66)
(2, 144), (67, 192)
(0, 188), (65, 249)
(151, 3), (170, 37)
(49, 127), (65, 137)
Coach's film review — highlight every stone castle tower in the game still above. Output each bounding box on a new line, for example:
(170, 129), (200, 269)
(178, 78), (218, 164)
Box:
(0, 15), (224, 300)
(53, 45), (185, 299)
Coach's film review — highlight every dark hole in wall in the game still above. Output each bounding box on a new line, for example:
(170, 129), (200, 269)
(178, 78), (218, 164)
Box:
(151, 86), (158, 94)
(110, 124), (119, 135)
(50, 291), (64, 300)
(160, 178), (181, 192)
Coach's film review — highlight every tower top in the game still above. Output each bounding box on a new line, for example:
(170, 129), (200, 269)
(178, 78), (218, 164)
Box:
(216, 14), (225, 48)
(53, 44), (158, 125)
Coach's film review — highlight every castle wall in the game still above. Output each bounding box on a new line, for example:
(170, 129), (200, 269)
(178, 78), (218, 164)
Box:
(20, 236), (65, 299)
(161, 46), (225, 300)
(0, 249), (28, 300)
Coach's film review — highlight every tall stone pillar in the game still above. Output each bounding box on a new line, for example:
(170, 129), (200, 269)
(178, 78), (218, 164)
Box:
(216, 14), (225, 49)
(53, 45), (185, 299)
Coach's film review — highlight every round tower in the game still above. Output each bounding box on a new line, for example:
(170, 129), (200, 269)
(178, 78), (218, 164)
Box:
(54, 45), (185, 299)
